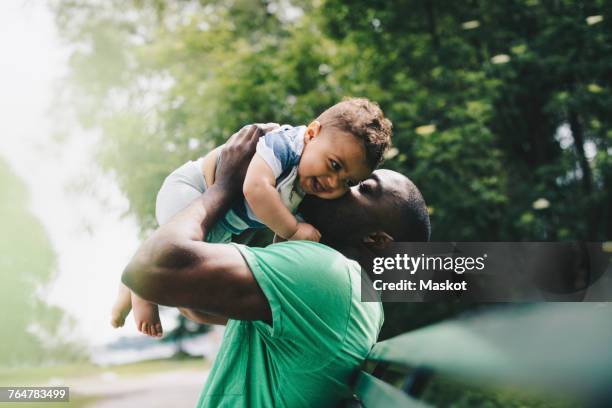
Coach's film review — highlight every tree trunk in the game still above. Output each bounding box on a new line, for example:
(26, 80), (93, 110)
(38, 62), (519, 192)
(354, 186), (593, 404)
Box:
(568, 110), (592, 195)
(568, 110), (597, 239)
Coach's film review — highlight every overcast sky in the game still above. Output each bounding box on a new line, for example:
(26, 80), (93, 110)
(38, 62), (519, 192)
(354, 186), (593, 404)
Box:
(0, 0), (173, 346)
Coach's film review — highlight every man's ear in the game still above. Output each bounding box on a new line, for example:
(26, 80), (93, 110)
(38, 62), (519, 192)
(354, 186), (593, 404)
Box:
(304, 120), (321, 144)
(362, 231), (394, 250)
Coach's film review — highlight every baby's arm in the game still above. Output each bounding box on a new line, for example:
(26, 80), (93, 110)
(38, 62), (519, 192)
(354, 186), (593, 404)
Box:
(244, 155), (320, 241)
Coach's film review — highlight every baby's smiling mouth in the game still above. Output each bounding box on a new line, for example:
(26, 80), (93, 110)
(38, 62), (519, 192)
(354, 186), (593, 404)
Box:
(311, 177), (327, 194)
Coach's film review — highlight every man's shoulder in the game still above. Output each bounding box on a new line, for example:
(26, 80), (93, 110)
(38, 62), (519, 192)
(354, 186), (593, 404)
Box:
(268, 240), (348, 261)
(232, 241), (357, 341)
(244, 240), (350, 266)
(235, 241), (356, 288)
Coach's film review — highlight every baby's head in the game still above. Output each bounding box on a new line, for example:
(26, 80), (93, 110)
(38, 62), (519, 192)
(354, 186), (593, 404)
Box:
(298, 97), (392, 199)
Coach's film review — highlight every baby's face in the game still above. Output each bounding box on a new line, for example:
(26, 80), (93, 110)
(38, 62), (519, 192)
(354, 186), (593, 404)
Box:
(298, 128), (371, 200)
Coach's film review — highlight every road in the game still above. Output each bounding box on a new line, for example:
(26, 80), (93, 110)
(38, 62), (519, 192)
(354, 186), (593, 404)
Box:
(70, 369), (208, 408)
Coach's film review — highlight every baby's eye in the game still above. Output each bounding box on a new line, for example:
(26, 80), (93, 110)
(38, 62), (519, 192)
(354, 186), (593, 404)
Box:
(330, 160), (342, 171)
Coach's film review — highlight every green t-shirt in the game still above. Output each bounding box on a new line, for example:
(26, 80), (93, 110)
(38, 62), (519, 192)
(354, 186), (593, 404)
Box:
(196, 241), (384, 407)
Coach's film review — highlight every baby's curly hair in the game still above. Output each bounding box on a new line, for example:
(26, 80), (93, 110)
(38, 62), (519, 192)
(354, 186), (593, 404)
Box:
(316, 97), (392, 169)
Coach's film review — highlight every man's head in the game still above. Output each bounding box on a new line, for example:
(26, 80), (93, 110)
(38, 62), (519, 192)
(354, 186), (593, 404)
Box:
(297, 98), (392, 200)
(299, 169), (430, 250)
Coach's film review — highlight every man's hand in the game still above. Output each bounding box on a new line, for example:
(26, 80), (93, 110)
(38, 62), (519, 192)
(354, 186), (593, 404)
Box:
(215, 123), (279, 196)
(121, 123), (279, 323)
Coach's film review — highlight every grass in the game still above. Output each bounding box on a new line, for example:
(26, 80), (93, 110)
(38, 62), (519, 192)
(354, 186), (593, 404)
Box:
(0, 356), (207, 387)
(104, 355), (206, 377)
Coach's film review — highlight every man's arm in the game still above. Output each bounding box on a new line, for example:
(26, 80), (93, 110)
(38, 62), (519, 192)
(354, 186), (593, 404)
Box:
(121, 125), (273, 322)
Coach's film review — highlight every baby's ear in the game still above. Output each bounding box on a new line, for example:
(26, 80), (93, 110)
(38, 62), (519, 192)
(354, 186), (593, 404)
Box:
(304, 120), (322, 143)
(362, 231), (394, 250)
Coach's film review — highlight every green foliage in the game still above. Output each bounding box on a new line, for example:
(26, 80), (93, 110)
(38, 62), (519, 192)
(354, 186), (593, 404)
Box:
(50, 0), (612, 240)
(0, 158), (84, 366)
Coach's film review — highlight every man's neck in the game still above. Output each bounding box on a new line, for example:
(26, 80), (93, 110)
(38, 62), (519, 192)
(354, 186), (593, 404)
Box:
(337, 245), (378, 282)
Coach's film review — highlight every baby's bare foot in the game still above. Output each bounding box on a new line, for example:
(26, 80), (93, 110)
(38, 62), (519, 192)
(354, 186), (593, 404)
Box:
(111, 283), (132, 328)
(131, 292), (163, 337)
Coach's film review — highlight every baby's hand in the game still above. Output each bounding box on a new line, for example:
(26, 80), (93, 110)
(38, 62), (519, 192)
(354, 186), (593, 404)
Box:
(289, 222), (321, 242)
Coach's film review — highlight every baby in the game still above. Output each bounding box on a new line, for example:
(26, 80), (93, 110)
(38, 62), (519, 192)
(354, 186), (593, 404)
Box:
(111, 97), (392, 336)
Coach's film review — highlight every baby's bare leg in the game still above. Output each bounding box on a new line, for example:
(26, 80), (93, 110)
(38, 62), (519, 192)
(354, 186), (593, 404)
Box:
(125, 152), (217, 337)
(110, 283), (132, 328)
(201, 146), (221, 187)
(130, 155), (215, 337)
(131, 292), (163, 337)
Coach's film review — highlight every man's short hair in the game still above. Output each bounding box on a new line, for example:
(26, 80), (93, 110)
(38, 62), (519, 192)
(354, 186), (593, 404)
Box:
(316, 97), (392, 169)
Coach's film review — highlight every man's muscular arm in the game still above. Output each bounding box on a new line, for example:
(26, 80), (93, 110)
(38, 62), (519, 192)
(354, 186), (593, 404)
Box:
(121, 125), (273, 323)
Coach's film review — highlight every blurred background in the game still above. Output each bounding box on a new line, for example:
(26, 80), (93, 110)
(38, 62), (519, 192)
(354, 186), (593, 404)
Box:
(0, 0), (610, 407)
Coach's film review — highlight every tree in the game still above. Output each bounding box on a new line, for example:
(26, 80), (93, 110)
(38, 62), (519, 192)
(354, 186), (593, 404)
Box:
(318, 0), (612, 241)
(49, 1), (612, 402)
(161, 315), (210, 357)
(52, 0), (611, 241)
(0, 158), (84, 366)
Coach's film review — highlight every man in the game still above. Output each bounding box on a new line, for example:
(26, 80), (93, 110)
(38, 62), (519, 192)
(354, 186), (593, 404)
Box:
(122, 125), (430, 407)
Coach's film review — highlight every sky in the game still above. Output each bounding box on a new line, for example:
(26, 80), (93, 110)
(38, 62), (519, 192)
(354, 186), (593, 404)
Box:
(0, 0), (175, 346)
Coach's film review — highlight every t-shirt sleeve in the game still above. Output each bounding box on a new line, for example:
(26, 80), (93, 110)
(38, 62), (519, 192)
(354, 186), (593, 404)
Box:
(232, 242), (353, 366)
(255, 126), (301, 179)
